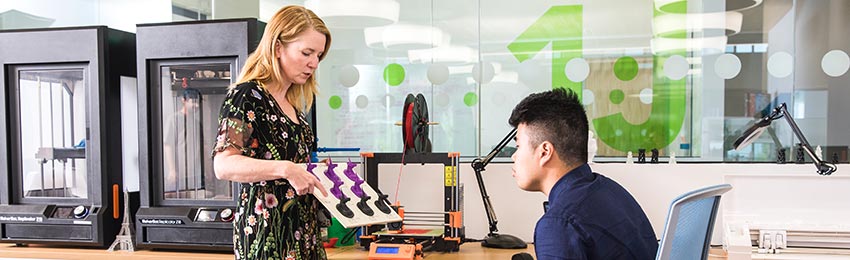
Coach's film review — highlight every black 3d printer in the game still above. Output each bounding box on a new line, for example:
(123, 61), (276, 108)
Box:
(0, 26), (135, 247)
(134, 19), (263, 250)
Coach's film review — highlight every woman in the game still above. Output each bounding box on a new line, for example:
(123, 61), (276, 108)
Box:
(212, 5), (331, 259)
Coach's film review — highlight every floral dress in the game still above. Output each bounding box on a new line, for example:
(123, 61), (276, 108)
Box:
(213, 81), (325, 260)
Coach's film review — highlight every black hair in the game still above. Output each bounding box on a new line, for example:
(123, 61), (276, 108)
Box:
(508, 88), (588, 165)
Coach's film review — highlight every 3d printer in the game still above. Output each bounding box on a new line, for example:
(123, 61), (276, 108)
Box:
(134, 19), (263, 250)
(356, 94), (465, 258)
(0, 26), (135, 247)
(359, 152), (465, 257)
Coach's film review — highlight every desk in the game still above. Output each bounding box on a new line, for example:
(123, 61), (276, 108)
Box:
(0, 243), (228, 259)
(0, 243), (532, 259)
(708, 247), (850, 260)
(328, 243), (533, 259)
(2, 243), (848, 259)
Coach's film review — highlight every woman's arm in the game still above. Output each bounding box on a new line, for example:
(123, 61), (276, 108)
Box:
(213, 147), (327, 196)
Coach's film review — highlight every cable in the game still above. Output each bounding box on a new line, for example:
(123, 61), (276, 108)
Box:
(341, 227), (360, 245)
(393, 151), (406, 204)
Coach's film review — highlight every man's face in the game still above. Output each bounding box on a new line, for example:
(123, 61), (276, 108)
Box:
(511, 123), (543, 192)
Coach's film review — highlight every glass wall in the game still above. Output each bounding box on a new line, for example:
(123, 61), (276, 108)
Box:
(310, 0), (850, 163)
(4, 0), (849, 163)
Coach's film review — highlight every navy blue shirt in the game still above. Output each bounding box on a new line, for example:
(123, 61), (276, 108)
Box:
(534, 164), (658, 260)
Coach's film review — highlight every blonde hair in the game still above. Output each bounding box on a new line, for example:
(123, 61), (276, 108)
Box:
(234, 5), (331, 113)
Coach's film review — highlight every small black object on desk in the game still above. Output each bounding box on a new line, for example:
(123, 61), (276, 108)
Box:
(637, 149), (646, 164)
(776, 148), (786, 164)
(796, 143), (806, 164)
(650, 148), (659, 164)
(512, 252), (535, 260)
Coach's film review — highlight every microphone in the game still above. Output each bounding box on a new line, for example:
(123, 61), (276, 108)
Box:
(512, 252), (535, 260)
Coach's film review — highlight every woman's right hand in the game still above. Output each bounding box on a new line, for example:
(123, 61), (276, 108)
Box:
(283, 162), (328, 197)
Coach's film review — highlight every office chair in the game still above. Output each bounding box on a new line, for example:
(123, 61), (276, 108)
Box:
(656, 184), (733, 260)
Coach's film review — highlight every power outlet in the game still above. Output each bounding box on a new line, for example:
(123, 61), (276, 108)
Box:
(758, 229), (787, 253)
(724, 223), (753, 260)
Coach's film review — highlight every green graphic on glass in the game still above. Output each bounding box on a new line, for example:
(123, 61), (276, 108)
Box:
(383, 63), (405, 86)
(507, 5), (583, 97)
(329, 95), (343, 110)
(593, 54), (686, 152)
(464, 92), (478, 107)
(614, 56), (639, 81)
(609, 89), (625, 104)
(508, 5), (686, 152)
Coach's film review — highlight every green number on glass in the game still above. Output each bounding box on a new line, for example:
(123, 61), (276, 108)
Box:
(508, 5), (686, 152)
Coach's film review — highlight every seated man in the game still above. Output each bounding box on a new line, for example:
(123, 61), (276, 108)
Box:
(509, 88), (658, 259)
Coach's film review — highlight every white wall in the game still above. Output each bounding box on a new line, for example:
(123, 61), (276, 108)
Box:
(0, 0), (171, 32)
(120, 76), (140, 192)
(98, 0), (171, 32)
(212, 0), (258, 20)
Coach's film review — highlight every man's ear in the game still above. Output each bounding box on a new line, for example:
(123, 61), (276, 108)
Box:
(538, 141), (554, 167)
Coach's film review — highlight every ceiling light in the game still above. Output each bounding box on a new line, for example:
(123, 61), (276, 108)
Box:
(656, 0), (762, 14)
(305, 0), (399, 29)
(364, 26), (385, 49)
(725, 0), (763, 12)
(365, 23), (449, 50)
(651, 36), (727, 55)
(408, 45), (475, 64)
(653, 11), (742, 38)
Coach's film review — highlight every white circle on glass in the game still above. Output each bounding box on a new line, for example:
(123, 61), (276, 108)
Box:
(355, 95), (369, 109)
(767, 52), (793, 78)
(427, 64), (450, 85)
(472, 62), (495, 84)
(821, 50), (850, 77)
(639, 88), (653, 104)
(565, 58), (590, 82)
(714, 53), (742, 79)
(338, 65), (360, 87)
(582, 89), (595, 105)
(664, 55), (688, 80)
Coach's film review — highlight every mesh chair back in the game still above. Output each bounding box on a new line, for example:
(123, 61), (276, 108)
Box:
(656, 184), (732, 260)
